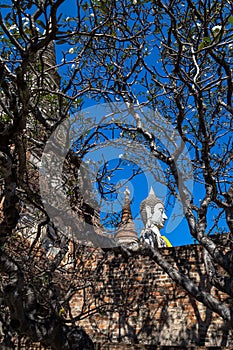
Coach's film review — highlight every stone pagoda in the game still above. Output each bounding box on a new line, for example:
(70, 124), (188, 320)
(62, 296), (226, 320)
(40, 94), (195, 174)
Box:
(115, 187), (139, 247)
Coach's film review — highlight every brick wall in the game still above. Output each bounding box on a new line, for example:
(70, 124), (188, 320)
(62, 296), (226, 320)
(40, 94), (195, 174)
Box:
(69, 244), (233, 348)
(5, 243), (233, 349)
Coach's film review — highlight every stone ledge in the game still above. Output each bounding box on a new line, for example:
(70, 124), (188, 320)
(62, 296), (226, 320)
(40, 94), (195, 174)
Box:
(95, 345), (230, 350)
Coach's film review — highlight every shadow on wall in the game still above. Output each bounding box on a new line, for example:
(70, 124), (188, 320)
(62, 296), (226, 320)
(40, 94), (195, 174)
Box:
(72, 245), (232, 347)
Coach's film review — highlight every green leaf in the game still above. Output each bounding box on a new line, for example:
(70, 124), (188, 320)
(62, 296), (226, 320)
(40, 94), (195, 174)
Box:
(75, 98), (83, 105)
(1, 114), (11, 122)
(203, 36), (211, 43)
(228, 16), (233, 26)
(198, 36), (211, 50)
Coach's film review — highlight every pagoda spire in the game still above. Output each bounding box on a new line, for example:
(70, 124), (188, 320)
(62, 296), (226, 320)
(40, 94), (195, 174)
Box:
(119, 187), (132, 225)
(115, 187), (138, 245)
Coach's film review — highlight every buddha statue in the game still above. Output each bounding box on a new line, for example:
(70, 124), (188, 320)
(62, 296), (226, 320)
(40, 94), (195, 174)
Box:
(140, 187), (172, 248)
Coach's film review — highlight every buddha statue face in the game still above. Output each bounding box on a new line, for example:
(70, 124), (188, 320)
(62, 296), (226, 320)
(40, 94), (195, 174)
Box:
(145, 202), (167, 229)
(140, 187), (167, 230)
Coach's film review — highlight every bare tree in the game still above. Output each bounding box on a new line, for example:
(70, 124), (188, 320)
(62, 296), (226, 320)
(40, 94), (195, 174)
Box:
(1, 0), (233, 347)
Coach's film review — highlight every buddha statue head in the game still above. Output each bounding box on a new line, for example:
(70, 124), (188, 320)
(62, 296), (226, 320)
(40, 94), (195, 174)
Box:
(140, 187), (167, 230)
